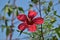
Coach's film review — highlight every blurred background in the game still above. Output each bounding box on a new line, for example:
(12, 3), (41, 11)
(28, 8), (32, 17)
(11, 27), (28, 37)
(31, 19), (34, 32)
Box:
(0, 0), (60, 40)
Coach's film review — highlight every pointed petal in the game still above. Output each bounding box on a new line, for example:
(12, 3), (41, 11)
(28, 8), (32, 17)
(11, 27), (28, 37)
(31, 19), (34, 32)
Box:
(17, 14), (27, 22)
(28, 10), (37, 19)
(18, 23), (27, 31)
(28, 24), (37, 32)
(33, 17), (44, 24)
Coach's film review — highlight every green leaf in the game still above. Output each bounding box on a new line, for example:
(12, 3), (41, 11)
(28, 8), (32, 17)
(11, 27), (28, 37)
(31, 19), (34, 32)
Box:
(56, 15), (60, 18)
(18, 7), (24, 13)
(50, 17), (56, 24)
(52, 36), (58, 40)
(17, 30), (31, 36)
(23, 32), (32, 37)
(14, 9), (18, 16)
(31, 0), (39, 4)
(47, 6), (50, 12)
(5, 19), (8, 26)
(8, 8), (12, 16)
(32, 32), (38, 36)
(2, 16), (6, 20)
(17, 30), (24, 36)
(37, 29), (41, 35)
(45, 22), (53, 29)
(16, 10), (19, 16)
(43, 8), (48, 15)
(29, 4), (33, 8)
(17, 30), (20, 32)
(2, 4), (13, 16)
(6, 28), (10, 36)
(55, 26), (60, 37)
(49, 1), (53, 7)
(1, 25), (6, 32)
(2, 4), (9, 13)
(23, 32), (31, 35)
(54, 11), (57, 15)
(19, 30), (24, 35)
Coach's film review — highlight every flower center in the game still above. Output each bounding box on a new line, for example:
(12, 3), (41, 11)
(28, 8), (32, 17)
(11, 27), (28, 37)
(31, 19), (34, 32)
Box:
(27, 17), (34, 25)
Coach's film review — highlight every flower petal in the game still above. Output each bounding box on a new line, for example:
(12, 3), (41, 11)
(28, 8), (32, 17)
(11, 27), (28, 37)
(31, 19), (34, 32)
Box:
(28, 24), (37, 32)
(28, 10), (37, 19)
(17, 14), (27, 22)
(33, 17), (44, 24)
(18, 23), (27, 31)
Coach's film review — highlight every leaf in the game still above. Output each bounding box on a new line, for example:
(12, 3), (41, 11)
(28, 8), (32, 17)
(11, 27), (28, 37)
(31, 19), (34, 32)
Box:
(52, 36), (58, 40)
(8, 8), (12, 16)
(43, 8), (48, 15)
(19, 30), (23, 35)
(49, 1), (53, 7)
(2, 16), (6, 20)
(29, 4), (33, 8)
(17, 30), (20, 32)
(3, 5), (9, 13)
(31, 0), (39, 4)
(32, 32), (38, 36)
(17, 30), (31, 36)
(55, 26), (60, 37)
(23, 32), (32, 37)
(47, 23), (53, 29)
(50, 17), (56, 24)
(2, 4), (13, 16)
(47, 6), (50, 12)
(5, 19), (8, 26)
(16, 10), (19, 16)
(23, 32), (31, 35)
(2, 4), (8, 12)
(37, 29), (41, 35)
(1, 25), (6, 32)
(56, 15), (60, 18)
(17, 30), (23, 35)
(18, 7), (24, 13)
(6, 28), (10, 36)
(17, 30), (24, 36)
(54, 11), (57, 15)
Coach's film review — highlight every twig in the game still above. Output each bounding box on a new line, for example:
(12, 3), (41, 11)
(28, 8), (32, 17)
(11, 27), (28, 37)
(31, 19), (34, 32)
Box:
(39, 0), (44, 40)
(9, 0), (16, 40)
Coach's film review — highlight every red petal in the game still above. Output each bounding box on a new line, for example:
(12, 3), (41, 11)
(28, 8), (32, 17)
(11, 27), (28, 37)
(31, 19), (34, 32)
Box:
(28, 10), (37, 19)
(17, 14), (27, 22)
(33, 17), (44, 24)
(28, 24), (37, 32)
(18, 23), (27, 31)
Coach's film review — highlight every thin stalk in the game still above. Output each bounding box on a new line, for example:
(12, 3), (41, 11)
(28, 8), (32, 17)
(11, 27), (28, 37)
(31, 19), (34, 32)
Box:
(39, 0), (44, 40)
(9, 0), (16, 40)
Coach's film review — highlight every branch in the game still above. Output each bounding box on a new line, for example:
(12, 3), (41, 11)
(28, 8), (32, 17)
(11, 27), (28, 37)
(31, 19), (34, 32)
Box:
(9, 0), (16, 40)
(39, 0), (44, 40)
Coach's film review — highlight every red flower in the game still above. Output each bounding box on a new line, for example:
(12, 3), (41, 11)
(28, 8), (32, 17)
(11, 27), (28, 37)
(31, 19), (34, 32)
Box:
(17, 10), (44, 32)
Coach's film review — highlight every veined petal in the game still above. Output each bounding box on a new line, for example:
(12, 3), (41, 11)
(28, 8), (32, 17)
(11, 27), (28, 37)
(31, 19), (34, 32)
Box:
(33, 17), (44, 24)
(28, 24), (37, 32)
(18, 23), (27, 31)
(17, 14), (27, 22)
(28, 10), (37, 19)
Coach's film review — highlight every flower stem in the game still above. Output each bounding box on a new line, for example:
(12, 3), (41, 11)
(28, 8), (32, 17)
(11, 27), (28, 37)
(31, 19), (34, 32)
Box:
(39, 0), (44, 40)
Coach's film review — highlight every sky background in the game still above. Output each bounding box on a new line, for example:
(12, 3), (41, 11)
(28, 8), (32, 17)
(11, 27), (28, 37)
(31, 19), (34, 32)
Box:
(0, 0), (60, 40)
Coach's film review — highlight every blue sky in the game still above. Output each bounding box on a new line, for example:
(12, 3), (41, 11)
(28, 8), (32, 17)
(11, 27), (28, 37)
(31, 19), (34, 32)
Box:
(0, 0), (60, 40)
(0, 0), (30, 40)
